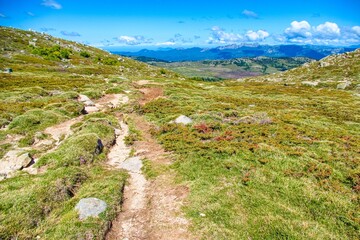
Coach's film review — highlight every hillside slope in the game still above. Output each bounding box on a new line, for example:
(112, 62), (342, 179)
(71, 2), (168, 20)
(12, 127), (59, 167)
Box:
(248, 48), (360, 88)
(0, 27), (184, 239)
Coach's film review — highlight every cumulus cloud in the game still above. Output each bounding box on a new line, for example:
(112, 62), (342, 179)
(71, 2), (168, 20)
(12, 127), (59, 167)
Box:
(352, 26), (360, 37)
(242, 9), (258, 19)
(285, 20), (312, 39)
(245, 30), (269, 41)
(61, 31), (81, 37)
(114, 35), (153, 45)
(42, 0), (62, 10)
(283, 20), (360, 45)
(208, 26), (243, 44)
(315, 22), (340, 39)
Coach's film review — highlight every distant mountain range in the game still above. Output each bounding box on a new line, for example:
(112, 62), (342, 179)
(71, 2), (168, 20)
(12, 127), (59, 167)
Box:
(113, 44), (357, 62)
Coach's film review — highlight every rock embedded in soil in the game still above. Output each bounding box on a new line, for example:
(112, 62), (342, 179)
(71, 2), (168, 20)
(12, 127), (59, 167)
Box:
(0, 150), (34, 179)
(75, 198), (107, 220)
(174, 115), (193, 125)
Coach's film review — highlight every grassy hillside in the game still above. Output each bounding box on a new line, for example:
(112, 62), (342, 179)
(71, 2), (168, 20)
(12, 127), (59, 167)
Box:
(136, 57), (312, 80)
(0, 27), (178, 239)
(1, 26), (359, 240)
(247, 49), (360, 87)
(138, 78), (360, 239)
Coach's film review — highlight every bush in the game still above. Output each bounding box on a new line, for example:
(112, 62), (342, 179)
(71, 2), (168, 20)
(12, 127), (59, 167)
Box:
(80, 51), (91, 58)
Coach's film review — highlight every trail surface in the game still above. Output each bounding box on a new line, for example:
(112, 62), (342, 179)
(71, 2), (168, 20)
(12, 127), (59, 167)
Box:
(106, 86), (194, 240)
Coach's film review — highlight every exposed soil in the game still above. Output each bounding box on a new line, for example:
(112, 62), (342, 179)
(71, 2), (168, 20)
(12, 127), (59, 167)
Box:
(138, 88), (164, 106)
(106, 112), (194, 239)
(44, 116), (83, 145)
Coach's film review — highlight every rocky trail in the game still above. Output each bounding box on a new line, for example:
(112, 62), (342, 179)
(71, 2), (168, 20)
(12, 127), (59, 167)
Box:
(106, 85), (194, 240)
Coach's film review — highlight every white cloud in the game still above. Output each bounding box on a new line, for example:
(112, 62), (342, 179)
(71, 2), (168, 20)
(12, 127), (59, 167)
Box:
(315, 22), (340, 39)
(41, 0), (62, 10)
(155, 41), (176, 46)
(27, 12), (35, 16)
(246, 30), (269, 41)
(114, 35), (153, 45)
(283, 20), (360, 45)
(0, 13), (6, 18)
(242, 9), (258, 19)
(208, 26), (243, 44)
(285, 20), (312, 39)
(352, 26), (360, 37)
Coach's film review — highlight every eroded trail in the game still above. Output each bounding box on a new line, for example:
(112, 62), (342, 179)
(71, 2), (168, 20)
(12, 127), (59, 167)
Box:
(106, 85), (194, 240)
(106, 119), (150, 239)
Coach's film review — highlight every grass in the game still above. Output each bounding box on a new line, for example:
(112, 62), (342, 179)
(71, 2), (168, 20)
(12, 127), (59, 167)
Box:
(1, 26), (359, 240)
(0, 166), (127, 240)
(0, 26), (180, 239)
(140, 78), (360, 239)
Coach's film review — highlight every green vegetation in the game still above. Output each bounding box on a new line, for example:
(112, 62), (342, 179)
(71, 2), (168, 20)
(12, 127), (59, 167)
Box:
(146, 57), (312, 79)
(250, 49), (360, 85)
(139, 79), (360, 239)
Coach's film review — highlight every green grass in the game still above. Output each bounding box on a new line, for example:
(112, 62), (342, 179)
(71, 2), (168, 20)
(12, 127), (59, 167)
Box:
(0, 166), (127, 240)
(140, 79), (360, 239)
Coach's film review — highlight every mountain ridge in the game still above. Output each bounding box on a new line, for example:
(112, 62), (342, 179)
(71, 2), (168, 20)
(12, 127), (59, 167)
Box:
(113, 44), (356, 62)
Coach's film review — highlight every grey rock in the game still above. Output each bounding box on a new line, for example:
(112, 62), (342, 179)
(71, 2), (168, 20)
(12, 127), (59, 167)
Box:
(119, 156), (142, 173)
(84, 106), (99, 113)
(174, 115), (193, 125)
(0, 150), (34, 177)
(301, 81), (319, 87)
(337, 81), (351, 90)
(78, 94), (95, 106)
(75, 198), (107, 220)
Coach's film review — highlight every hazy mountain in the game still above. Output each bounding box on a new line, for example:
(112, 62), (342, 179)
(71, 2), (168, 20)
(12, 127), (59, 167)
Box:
(113, 44), (356, 62)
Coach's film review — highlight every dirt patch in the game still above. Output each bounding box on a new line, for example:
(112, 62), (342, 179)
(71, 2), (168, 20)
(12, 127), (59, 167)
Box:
(136, 80), (155, 86)
(131, 114), (171, 165)
(138, 88), (164, 106)
(96, 94), (129, 109)
(44, 116), (83, 145)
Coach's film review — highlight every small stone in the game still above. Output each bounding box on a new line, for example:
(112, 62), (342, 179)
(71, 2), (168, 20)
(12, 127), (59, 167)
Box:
(301, 81), (319, 87)
(200, 213), (206, 217)
(75, 198), (107, 220)
(174, 115), (193, 125)
(114, 128), (122, 136)
(337, 81), (351, 90)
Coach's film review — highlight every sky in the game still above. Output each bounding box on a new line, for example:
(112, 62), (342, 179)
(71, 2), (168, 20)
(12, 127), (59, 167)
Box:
(1, 0), (360, 51)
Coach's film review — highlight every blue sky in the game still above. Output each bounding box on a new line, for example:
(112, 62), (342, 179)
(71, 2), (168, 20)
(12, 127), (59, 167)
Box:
(1, 0), (360, 50)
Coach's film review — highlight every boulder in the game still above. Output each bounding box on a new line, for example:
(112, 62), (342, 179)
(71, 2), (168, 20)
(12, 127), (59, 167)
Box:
(0, 150), (34, 178)
(301, 81), (319, 87)
(75, 198), (107, 220)
(84, 106), (99, 113)
(174, 115), (193, 125)
(337, 81), (351, 90)
(78, 94), (95, 106)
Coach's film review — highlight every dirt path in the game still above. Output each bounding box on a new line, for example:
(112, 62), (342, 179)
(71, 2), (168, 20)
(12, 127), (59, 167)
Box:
(106, 114), (193, 239)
